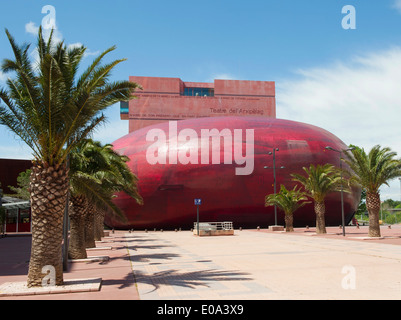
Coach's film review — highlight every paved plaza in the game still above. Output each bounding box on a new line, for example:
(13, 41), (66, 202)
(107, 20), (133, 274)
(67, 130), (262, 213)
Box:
(127, 228), (401, 300)
(1, 226), (401, 300)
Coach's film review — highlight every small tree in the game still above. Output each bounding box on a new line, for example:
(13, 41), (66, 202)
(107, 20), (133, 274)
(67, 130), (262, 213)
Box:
(265, 185), (310, 232)
(344, 145), (401, 237)
(291, 164), (344, 234)
(8, 169), (31, 200)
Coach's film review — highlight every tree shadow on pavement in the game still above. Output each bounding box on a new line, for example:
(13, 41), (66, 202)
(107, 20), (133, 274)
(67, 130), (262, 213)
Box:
(101, 272), (137, 290)
(129, 253), (182, 263)
(133, 268), (252, 293)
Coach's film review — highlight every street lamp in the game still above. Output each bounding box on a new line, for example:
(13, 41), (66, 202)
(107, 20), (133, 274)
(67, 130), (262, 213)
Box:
(263, 147), (284, 227)
(399, 178), (401, 202)
(325, 146), (355, 236)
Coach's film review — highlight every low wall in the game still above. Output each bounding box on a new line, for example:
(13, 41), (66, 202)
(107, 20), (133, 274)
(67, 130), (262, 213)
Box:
(193, 229), (234, 237)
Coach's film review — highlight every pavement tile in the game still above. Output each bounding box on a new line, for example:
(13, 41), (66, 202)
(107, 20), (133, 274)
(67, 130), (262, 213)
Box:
(126, 226), (401, 300)
(2, 226), (401, 300)
(0, 231), (139, 300)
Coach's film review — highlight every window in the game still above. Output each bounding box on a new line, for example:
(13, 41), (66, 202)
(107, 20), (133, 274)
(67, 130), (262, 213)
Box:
(183, 87), (214, 97)
(120, 101), (129, 114)
(20, 209), (30, 224)
(6, 209), (17, 224)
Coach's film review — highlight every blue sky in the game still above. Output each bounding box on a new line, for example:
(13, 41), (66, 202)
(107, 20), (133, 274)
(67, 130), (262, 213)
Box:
(1, 0), (401, 199)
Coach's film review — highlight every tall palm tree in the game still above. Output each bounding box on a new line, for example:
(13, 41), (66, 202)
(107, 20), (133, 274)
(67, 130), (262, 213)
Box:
(291, 164), (344, 234)
(89, 142), (143, 241)
(68, 194), (88, 259)
(344, 145), (401, 237)
(0, 28), (140, 287)
(69, 139), (142, 258)
(265, 185), (310, 232)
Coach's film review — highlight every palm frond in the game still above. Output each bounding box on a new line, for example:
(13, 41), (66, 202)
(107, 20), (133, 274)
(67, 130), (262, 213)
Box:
(291, 163), (345, 202)
(344, 145), (401, 193)
(1, 28), (140, 167)
(265, 185), (310, 216)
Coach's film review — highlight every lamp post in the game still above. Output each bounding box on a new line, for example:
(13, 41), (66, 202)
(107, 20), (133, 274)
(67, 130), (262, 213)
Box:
(399, 178), (401, 202)
(264, 147), (284, 227)
(63, 149), (70, 271)
(325, 146), (355, 236)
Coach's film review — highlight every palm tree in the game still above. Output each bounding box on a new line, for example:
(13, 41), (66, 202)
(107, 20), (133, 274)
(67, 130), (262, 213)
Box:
(344, 145), (401, 237)
(291, 164), (344, 234)
(90, 143), (142, 241)
(0, 28), (140, 287)
(68, 194), (88, 259)
(265, 185), (310, 232)
(68, 139), (142, 258)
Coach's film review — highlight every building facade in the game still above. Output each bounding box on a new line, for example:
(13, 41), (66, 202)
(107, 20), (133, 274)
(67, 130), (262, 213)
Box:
(108, 76), (360, 230)
(121, 76), (276, 132)
(108, 117), (361, 230)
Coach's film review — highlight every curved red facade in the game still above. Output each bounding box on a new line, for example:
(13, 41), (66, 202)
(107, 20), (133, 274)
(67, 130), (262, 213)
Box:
(106, 117), (360, 229)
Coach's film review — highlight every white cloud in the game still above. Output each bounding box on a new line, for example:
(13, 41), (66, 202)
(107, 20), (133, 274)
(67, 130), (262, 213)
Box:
(0, 71), (6, 83)
(25, 21), (64, 69)
(67, 42), (82, 50)
(25, 21), (39, 35)
(277, 47), (401, 199)
(0, 144), (33, 160)
(25, 23), (99, 58)
(213, 73), (237, 80)
(393, 0), (401, 13)
(84, 49), (100, 57)
(204, 73), (238, 83)
(25, 21), (63, 44)
(68, 42), (99, 57)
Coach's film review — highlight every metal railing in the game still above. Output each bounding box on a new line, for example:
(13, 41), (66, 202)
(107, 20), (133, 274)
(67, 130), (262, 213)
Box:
(193, 221), (234, 231)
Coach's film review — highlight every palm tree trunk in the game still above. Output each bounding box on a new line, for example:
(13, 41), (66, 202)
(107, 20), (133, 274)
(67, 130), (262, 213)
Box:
(366, 191), (381, 237)
(84, 201), (96, 248)
(68, 195), (87, 259)
(94, 208), (105, 241)
(314, 201), (327, 234)
(27, 163), (69, 287)
(284, 213), (294, 232)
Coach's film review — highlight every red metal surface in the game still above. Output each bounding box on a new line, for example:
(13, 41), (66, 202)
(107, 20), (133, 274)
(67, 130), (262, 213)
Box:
(4, 208), (31, 233)
(5, 223), (17, 233)
(106, 117), (361, 230)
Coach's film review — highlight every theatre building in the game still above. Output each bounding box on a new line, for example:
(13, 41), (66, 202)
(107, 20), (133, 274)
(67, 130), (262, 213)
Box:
(120, 76), (276, 132)
(109, 75), (360, 230)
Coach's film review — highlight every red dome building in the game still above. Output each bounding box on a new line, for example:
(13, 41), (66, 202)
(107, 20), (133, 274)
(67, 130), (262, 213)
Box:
(106, 116), (361, 230)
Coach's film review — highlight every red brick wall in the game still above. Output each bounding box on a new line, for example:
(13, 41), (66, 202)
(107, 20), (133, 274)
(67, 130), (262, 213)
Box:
(125, 77), (276, 132)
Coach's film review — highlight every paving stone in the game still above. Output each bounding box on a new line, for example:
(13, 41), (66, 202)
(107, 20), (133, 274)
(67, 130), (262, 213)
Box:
(0, 278), (102, 297)
(127, 227), (401, 300)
